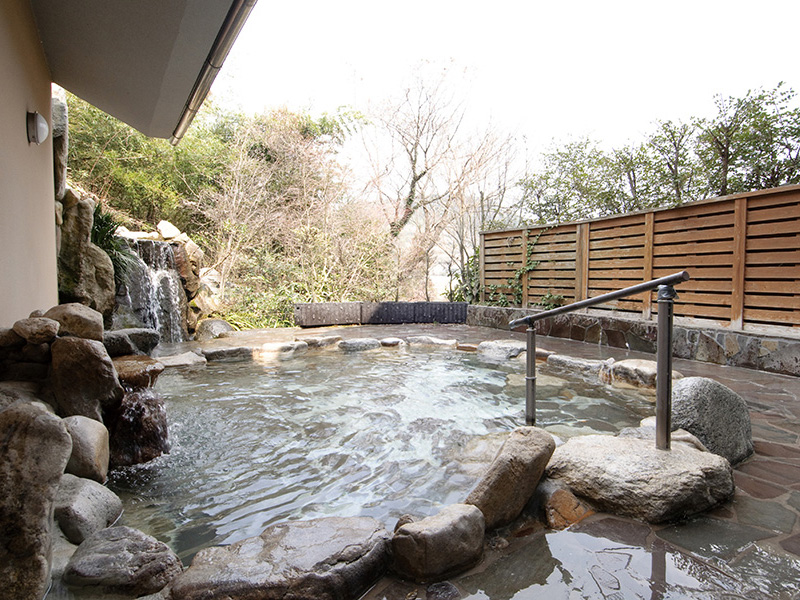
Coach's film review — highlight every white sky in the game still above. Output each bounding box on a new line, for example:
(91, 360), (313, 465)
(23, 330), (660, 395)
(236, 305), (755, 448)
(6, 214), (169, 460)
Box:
(214, 0), (800, 153)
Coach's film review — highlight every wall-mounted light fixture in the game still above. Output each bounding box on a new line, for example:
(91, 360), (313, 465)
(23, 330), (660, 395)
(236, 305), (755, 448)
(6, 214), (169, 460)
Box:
(26, 111), (49, 145)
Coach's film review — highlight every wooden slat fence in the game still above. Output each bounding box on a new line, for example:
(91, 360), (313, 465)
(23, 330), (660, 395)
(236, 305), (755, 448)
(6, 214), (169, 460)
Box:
(480, 185), (800, 331)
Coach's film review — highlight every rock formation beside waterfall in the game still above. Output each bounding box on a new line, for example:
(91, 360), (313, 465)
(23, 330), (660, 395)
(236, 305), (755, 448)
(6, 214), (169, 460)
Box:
(57, 190), (116, 321)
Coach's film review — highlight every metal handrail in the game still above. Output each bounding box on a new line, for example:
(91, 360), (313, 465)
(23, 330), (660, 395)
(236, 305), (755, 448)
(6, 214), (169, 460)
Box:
(509, 270), (690, 450)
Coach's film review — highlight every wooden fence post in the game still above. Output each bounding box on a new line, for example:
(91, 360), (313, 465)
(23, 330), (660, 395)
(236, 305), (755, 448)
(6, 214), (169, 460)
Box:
(479, 232), (486, 304)
(731, 197), (747, 329)
(521, 228), (530, 307)
(643, 212), (655, 320)
(575, 223), (589, 304)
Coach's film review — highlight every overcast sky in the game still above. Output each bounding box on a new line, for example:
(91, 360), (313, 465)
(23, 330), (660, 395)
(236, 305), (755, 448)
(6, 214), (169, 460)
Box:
(215, 0), (800, 152)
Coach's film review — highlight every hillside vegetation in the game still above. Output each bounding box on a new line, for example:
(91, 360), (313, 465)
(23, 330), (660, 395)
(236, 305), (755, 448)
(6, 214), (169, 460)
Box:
(67, 81), (800, 323)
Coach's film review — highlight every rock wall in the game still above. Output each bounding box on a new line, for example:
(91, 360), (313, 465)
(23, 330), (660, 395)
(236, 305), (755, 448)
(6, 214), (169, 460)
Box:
(467, 305), (800, 377)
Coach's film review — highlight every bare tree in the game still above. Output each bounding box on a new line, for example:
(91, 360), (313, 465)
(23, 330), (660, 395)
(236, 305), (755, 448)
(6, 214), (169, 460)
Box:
(359, 72), (515, 299)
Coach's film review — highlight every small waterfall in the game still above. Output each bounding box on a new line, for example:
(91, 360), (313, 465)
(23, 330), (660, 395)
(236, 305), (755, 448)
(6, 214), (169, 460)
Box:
(113, 240), (188, 343)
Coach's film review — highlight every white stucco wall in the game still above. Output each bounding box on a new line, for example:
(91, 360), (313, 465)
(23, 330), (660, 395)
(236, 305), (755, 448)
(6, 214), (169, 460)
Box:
(0, 0), (58, 326)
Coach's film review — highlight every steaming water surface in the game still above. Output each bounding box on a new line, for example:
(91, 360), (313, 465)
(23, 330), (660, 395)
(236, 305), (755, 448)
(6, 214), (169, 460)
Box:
(109, 348), (654, 561)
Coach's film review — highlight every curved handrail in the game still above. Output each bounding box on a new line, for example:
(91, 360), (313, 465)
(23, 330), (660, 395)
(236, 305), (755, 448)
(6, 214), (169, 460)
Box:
(509, 269), (690, 451)
(509, 270), (690, 329)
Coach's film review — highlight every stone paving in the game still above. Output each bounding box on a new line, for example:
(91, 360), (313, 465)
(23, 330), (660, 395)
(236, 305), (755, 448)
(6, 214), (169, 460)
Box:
(159, 323), (800, 598)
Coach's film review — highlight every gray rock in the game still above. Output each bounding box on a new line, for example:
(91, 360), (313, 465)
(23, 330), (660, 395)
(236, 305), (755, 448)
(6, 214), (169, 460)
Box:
(64, 415), (110, 483)
(338, 337), (382, 352)
(64, 526), (182, 595)
(109, 389), (170, 467)
(619, 417), (709, 452)
(125, 328), (161, 354)
(465, 427), (555, 530)
(256, 341), (309, 361)
(55, 474), (123, 544)
(671, 377), (753, 465)
(51, 337), (124, 422)
(0, 402), (72, 600)
(194, 319), (234, 342)
(392, 504), (484, 583)
(380, 337), (406, 347)
(406, 336), (458, 348)
(202, 346), (253, 362)
(103, 330), (138, 357)
(546, 434), (734, 523)
(58, 195), (116, 319)
(157, 220), (181, 240)
(299, 335), (343, 348)
(44, 303), (104, 341)
(546, 354), (609, 375)
(169, 516), (390, 600)
(599, 358), (681, 389)
(476, 339), (527, 360)
(158, 351), (208, 368)
(12, 316), (60, 344)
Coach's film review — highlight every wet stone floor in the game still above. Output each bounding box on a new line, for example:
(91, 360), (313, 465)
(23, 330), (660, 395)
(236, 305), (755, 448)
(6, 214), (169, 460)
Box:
(163, 324), (800, 599)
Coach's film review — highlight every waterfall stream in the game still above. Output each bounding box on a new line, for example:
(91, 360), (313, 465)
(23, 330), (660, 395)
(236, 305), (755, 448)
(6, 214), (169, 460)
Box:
(112, 240), (188, 343)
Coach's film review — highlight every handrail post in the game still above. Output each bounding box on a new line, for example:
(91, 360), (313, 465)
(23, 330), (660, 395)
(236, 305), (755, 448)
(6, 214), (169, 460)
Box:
(655, 284), (677, 450)
(526, 326), (536, 426)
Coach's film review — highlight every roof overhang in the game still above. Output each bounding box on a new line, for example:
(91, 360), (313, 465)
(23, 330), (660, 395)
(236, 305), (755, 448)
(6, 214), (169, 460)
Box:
(29, 0), (256, 144)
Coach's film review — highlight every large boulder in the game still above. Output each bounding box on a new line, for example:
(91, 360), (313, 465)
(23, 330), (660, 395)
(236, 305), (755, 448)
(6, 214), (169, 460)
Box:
(43, 303), (104, 341)
(406, 336), (457, 348)
(671, 377), (753, 465)
(169, 517), (390, 600)
(125, 328), (161, 355)
(50, 337), (124, 422)
(102, 330), (137, 357)
(476, 339), (527, 361)
(465, 427), (555, 530)
(546, 434), (734, 523)
(64, 526), (182, 596)
(0, 402), (73, 600)
(338, 338), (381, 352)
(194, 319), (234, 342)
(109, 389), (170, 467)
(58, 194), (116, 319)
(12, 316), (60, 344)
(599, 358), (682, 389)
(54, 474), (123, 544)
(255, 341), (308, 363)
(392, 504), (484, 583)
(63, 415), (110, 483)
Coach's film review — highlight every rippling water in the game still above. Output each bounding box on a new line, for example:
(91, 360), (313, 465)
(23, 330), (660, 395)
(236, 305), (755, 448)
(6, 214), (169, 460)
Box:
(109, 348), (654, 561)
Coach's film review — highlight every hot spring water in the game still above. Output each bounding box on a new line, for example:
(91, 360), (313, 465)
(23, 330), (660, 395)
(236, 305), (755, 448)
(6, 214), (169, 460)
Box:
(109, 348), (654, 562)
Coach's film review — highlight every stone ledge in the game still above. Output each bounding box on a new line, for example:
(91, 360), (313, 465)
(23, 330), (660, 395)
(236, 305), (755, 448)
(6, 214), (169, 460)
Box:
(467, 305), (800, 377)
